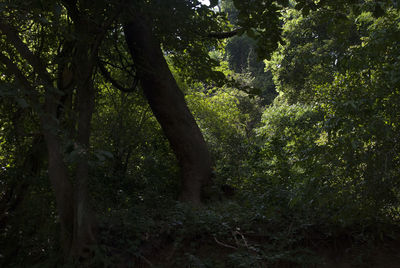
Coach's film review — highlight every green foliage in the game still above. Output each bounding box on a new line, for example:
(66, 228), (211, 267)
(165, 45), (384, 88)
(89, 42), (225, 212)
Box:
(255, 104), (324, 186)
(266, 8), (361, 103)
(90, 87), (181, 210)
(142, 0), (230, 86)
(251, 6), (400, 225)
(225, 34), (277, 104)
(1, 0), (400, 267)
(186, 82), (263, 188)
(0, 168), (60, 267)
(96, 200), (327, 267)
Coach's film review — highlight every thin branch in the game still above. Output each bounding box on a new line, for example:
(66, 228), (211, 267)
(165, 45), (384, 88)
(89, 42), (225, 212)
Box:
(0, 52), (39, 102)
(208, 28), (241, 39)
(60, 0), (80, 23)
(113, 33), (130, 70)
(98, 59), (138, 92)
(139, 255), (154, 267)
(213, 235), (238, 250)
(0, 21), (53, 86)
(98, 58), (134, 74)
(233, 230), (249, 248)
(88, 2), (128, 64)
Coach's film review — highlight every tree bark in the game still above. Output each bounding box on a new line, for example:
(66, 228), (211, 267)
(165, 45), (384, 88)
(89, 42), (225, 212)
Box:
(60, 5), (104, 256)
(41, 106), (75, 255)
(41, 59), (97, 259)
(124, 16), (212, 205)
(71, 61), (97, 258)
(42, 40), (98, 258)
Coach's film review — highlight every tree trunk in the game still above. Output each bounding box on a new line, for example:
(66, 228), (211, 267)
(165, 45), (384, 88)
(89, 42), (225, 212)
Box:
(41, 45), (97, 258)
(0, 11), (99, 260)
(124, 16), (212, 205)
(41, 112), (75, 255)
(71, 68), (97, 258)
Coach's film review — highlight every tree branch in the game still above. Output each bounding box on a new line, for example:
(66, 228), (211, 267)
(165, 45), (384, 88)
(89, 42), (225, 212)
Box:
(0, 52), (39, 102)
(61, 0), (80, 22)
(208, 28), (241, 39)
(0, 21), (53, 86)
(213, 235), (238, 249)
(97, 59), (138, 92)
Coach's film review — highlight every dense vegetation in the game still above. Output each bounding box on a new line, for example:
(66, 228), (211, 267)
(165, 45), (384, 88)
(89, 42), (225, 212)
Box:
(1, 0), (399, 266)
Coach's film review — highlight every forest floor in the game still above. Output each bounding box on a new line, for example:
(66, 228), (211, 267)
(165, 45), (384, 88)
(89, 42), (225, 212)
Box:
(132, 232), (400, 267)
(318, 239), (400, 268)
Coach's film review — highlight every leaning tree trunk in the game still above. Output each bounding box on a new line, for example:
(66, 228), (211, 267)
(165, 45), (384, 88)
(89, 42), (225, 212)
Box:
(124, 16), (212, 205)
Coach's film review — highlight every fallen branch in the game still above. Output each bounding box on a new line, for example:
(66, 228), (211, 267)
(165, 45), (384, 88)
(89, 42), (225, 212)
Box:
(214, 235), (238, 249)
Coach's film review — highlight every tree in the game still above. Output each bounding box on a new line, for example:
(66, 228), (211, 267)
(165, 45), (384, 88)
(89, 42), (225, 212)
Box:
(220, 0), (277, 104)
(1, 0), (399, 265)
(255, 3), (400, 219)
(123, 15), (213, 204)
(266, 8), (361, 103)
(98, 1), (231, 204)
(0, 0), (230, 258)
(0, 0), (117, 257)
